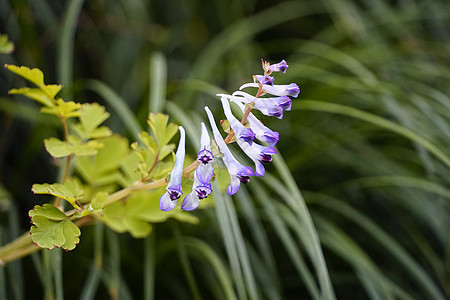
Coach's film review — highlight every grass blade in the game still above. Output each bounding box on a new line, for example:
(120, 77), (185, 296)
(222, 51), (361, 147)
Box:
(294, 100), (450, 168)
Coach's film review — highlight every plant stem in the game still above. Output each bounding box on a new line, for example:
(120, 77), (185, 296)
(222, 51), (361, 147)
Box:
(0, 81), (265, 265)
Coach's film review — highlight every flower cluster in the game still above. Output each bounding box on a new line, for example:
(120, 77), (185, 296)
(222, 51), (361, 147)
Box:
(160, 59), (299, 211)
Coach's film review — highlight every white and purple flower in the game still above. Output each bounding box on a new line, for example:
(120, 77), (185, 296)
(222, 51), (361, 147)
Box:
(182, 123), (214, 211)
(266, 59), (288, 74)
(233, 101), (279, 146)
(240, 82), (300, 98)
(220, 96), (255, 144)
(160, 126), (186, 211)
(205, 106), (254, 195)
(159, 59), (298, 211)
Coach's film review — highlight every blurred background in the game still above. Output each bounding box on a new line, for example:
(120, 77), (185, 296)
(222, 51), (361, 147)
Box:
(0, 0), (449, 299)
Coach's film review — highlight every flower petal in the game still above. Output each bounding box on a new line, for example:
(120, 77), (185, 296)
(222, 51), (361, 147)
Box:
(220, 97), (255, 144)
(160, 192), (178, 211)
(167, 126), (186, 191)
(254, 75), (274, 85)
(234, 101), (279, 146)
(267, 59), (288, 73)
(160, 126), (186, 211)
(181, 192), (201, 211)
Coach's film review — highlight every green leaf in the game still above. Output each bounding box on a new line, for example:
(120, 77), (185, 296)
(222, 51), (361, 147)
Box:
(103, 190), (199, 238)
(5, 65), (44, 87)
(72, 103), (111, 139)
(44, 137), (73, 158)
(0, 34), (14, 53)
(41, 99), (81, 119)
(32, 181), (83, 209)
(138, 131), (158, 154)
(91, 191), (107, 210)
(9, 87), (54, 107)
(41, 84), (63, 99)
(29, 204), (81, 251)
(80, 103), (110, 134)
(147, 113), (178, 149)
(29, 203), (66, 221)
(75, 135), (129, 186)
(72, 140), (104, 156)
(44, 136), (104, 158)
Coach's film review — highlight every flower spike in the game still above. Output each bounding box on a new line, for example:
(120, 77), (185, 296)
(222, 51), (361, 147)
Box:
(205, 106), (254, 195)
(160, 126), (186, 211)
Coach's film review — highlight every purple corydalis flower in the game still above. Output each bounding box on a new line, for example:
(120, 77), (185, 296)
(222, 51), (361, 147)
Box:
(205, 106), (254, 195)
(160, 126), (186, 211)
(254, 75), (274, 86)
(240, 82), (300, 98)
(226, 91), (291, 119)
(236, 138), (277, 177)
(220, 96), (255, 145)
(182, 122), (214, 211)
(233, 101), (279, 146)
(267, 59), (288, 74)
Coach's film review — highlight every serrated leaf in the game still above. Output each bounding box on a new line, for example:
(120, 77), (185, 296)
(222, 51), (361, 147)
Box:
(29, 203), (66, 220)
(44, 137), (73, 158)
(78, 103), (110, 136)
(0, 34), (14, 53)
(29, 204), (81, 251)
(138, 131), (158, 154)
(158, 144), (175, 161)
(32, 181), (82, 209)
(41, 99), (81, 119)
(41, 84), (63, 99)
(9, 87), (54, 107)
(5, 65), (44, 87)
(147, 113), (178, 149)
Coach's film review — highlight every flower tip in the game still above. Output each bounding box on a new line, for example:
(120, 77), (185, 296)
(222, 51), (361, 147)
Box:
(181, 193), (201, 211)
(159, 193), (177, 211)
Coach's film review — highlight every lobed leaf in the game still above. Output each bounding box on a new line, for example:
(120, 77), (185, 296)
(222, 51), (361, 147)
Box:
(76, 103), (111, 138)
(32, 181), (83, 209)
(29, 204), (81, 251)
(5, 65), (44, 87)
(9, 87), (54, 107)
(147, 113), (178, 149)
(41, 99), (81, 119)
(44, 137), (73, 158)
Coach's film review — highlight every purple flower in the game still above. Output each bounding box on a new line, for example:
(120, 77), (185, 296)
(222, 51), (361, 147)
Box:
(240, 82), (300, 98)
(220, 96), (255, 145)
(224, 91), (291, 119)
(182, 123), (214, 211)
(234, 101), (279, 146)
(267, 59), (288, 73)
(254, 75), (274, 86)
(160, 126), (186, 211)
(236, 138), (277, 177)
(205, 106), (254, 195)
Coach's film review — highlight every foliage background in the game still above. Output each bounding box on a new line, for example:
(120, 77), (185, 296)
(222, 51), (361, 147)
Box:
(0, 0), (449, 299)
